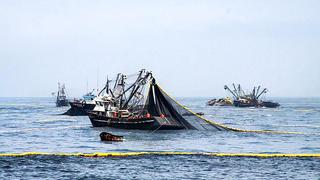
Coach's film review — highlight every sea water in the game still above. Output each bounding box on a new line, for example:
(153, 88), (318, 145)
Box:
(0, 97), (319, 179)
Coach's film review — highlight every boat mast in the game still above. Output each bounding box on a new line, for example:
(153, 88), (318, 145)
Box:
(106, 76), (110, 95)
(119, 74), (126, 108)
(256, 86), (261, 98)
(238, 84), (242, 97)
(224, 85), (238, 99)
(256, 88), (268, 100)
(97, 76), (112, 97)
(124, 69), (144, 104)
(113, 73), (121, 92)
(232, 83), (240, 98)
(57, 82), (60, 101)
(121, 70), (152, 109)
(252, 87), (256, 100)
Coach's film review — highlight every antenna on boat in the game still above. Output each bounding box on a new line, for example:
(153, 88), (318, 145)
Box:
(57, 82), (60, 100)
(96, 63), (99, 95)
(86, 80), (89, 94)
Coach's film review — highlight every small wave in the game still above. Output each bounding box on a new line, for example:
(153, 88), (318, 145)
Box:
(293, 108), (320, 113)
(36, 119), (77, 123)
(0, 125), (87, 134)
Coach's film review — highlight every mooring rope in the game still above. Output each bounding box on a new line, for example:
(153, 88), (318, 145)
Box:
(0, 152), (319, 158)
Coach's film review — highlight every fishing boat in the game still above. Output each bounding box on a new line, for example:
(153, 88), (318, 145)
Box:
(63, 79), (118, 116)
(223, 84), (280, 108)
(63, 90), (97, 116)
(56, 83), (69, 107)
(88, 69), (231, 131)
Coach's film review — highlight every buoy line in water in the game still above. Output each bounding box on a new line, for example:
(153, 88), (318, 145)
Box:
(1, 152), (320, 158)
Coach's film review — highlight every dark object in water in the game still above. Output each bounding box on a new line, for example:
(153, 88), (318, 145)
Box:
(63, 100), (96, 116)
(196, 112), (205, 116)
(100, 132), (123, 142)
(56, 83), (69, 107)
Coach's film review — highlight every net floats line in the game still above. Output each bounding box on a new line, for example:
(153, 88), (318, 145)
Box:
(0, 152), (320, 158)
(157, 85), (305, 135)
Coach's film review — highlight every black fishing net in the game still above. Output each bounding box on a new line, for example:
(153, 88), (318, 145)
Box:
(145, 79), (232, 131)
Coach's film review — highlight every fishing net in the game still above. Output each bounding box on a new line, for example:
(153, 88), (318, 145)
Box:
(145, 79), (233, 131)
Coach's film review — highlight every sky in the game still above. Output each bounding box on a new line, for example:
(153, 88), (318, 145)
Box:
(0, 0), (319, 97)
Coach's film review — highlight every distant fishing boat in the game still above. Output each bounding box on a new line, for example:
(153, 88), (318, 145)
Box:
(224, 84), (280, 108)
(56, 83), (69, 107)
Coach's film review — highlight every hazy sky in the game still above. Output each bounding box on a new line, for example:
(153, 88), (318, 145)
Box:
(0, 0), (319, 97)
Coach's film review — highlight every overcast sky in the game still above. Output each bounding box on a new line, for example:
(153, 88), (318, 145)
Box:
(0, 0), (319, 97)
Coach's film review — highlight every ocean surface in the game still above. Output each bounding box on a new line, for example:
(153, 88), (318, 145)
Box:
(0, 97), (320, 179)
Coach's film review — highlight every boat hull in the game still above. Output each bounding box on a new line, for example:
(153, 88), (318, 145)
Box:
(63, 101), (96, 116)
(88, 113), (184, 130)
(233, 100), (280, 108)
(233, 100), (256, 107)
(261, 101), (280, 108)
(56, 99), (69, 107)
